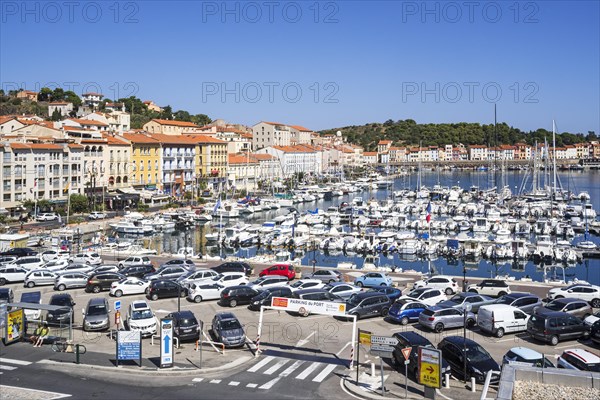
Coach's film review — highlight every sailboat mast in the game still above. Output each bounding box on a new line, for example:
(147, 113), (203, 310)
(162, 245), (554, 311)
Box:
(494, 104), (499, 194)
(552, 120), (557, 200)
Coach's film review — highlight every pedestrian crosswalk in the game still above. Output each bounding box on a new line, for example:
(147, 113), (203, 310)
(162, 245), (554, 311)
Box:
(0, 357), (32, 374)
(246, 355), (341, 384)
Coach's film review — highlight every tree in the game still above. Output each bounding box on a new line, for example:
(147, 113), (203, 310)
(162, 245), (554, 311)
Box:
(38, 87), (52, 102)
(51, 109), (63, 121)
(192, 114), (212, 126)
(160, 105), (173, 120)
(69, 194), (89, 214)
(64, 91), (82, 107)
(174, 110), (191, 122)
(52, 88), (65, 101)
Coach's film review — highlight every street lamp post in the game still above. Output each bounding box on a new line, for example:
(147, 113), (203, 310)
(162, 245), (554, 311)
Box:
(463, 303), (472, 383)
(462, 264), (467, 292)
(312, 239), (317, 274)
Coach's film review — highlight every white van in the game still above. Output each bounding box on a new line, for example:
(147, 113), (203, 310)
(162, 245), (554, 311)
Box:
(477, 304), (529, 338)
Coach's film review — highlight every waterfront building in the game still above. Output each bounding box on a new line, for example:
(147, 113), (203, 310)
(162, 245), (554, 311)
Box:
(252, 121), (292, 150)
(104, 133), (131, 189)
(227, 153), (258, 191)
(143, 119), (201, 135)
(121, 131), (162, 189)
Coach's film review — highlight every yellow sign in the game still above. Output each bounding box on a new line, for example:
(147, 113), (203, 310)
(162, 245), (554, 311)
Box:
(359, 330), (372, 345)
(6, 308), (24, 344)
(418, 347), (441, 388)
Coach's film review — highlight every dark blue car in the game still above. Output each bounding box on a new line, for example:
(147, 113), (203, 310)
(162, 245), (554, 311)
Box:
(370, 287), (403, 302)
(387, 299), (427, 325)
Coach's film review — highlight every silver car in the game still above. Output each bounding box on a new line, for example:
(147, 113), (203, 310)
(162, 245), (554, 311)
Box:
(302, 269), (343, 283)
(177, 268), (220, 287)
(54, 272), (89, 291)
(418, 306), (476, 333)
(24, 269), (58, 288)
(436, 293), (495, 313)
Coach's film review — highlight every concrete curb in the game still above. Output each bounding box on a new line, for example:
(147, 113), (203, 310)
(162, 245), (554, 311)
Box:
(341, 377), (429, 400)
(36, 354), (254, 377)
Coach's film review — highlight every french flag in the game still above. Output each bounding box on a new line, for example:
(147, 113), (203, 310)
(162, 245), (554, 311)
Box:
(426, 202), (432, 223)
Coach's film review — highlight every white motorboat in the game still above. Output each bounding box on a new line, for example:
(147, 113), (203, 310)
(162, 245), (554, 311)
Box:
(109, 220), (154, 235)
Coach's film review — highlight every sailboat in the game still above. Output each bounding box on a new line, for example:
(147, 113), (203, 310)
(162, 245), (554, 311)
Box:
(577, 200), (597, 250)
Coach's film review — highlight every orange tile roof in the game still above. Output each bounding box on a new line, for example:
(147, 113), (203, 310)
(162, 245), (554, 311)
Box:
(102, 133), (130, 146)
(229, 154), (258, 165)
(378, 140), (392, 145)
(68, 118), (108, 126)
(17, 119), (55, 128)
(185, 134), (228, 144)
(364, 152), (377, 156)
(262, 121), (287, 126)
(80, 139), (107, 144)
(250, 153), (275, 161)
(149, 119), (199, 128)
(9, 143), (63, 150)
(122, 132), (161, 144)
(273, 145), (316, 153)
(0, 116), (18, 124)
(241, 133), (253, 139)
(68, 144), (84, 149)
(290, 125), (312, 132)
(149, 133), (198, 145)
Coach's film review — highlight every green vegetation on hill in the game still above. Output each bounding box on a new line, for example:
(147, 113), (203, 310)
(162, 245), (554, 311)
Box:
(321, 119), (598, 151)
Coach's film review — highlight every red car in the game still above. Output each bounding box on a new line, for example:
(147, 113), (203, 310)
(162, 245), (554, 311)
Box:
(259, 263), (295, 280)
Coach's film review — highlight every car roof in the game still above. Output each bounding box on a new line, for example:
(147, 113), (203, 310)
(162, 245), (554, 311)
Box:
(503, 292), (533, 299)
(88, 297), (107, 306)
(215, 311), (237, 320)
(171, 310), (195, 319)
(131, 300), (150, 309)
(51, 293), (72, 300)
(393, 331), (432, 346)
(562, 348), (600, 363)
(295, 288), (328, 295)
(508, 347), (543, 359)
(351, 291), (386, 300)
(328, 282), (350, 287)
(550, 297), (587, 305)
(440, 336), (478, 346)
(427, 275), (452, 280)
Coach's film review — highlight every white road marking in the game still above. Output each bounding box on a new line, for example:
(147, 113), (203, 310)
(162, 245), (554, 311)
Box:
(259, 377), (280, 390)
(210, 379), (221, 384)
(0, 385), (71, 399)
(281, 360), (305, 376)
(192, 378), (204, 382)
(0, 365), (17, 371)
(0, 358), (32, 366)
(228, 381), (240, 386)
(247, 355), (275, 372)
(246, 383), (258, 388)
(336, 341), (351, 357)
(295, 361), (321, 380)
(295, 331), (316, 347)
(555, 344), (575, 349)
(264, 359), (289, 375)
(312, 363), (338, 382)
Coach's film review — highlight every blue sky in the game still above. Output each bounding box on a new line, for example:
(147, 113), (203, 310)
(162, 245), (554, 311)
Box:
(1, 1), (598, 134)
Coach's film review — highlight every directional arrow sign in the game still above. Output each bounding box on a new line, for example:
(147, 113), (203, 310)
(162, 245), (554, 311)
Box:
(160, 318), (173, 368)
(426, 365), (434, 374)
(371, 335), (399, 346)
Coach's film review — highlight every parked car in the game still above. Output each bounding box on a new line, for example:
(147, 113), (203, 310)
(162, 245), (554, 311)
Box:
(110, 277), (151, 297)
(118, 256), (153, 269)
(493, 292), (543, 314)
(345, 292), (391, 319)
(88, 211), (107, 220)
(13, 256), (45, 270)
(438, 336), (501, 384)
(557, 349), (600, 372)
(187, 283), (225, 303)
(176, 269), (220, 287)
(82, 297), (110, 331)
(436, 292), (495, 313)
(301, 269), (343, 283)
(211, 312), (246, 347)
(159, 259), (197, 270)
(0, 265), (28, 285)
(46, 293), (75, 326)
(43, 259), (70, 271)
(547, 283), (600, 307)
(220, 285), (260, 307)
(126, 300), (157, 337)
(477, 304), (530, 338)
(369, 286), (403, 302)
(93, 264), (120, 274)
(289, 279), (325, 291)
(85, 272), (125, 293)
(259, 263), (295, 280)
(583, 310), (600, 327)
(467, 279), (511, 297)
(354, 272), (393, 288)
(322, 282), (362, 300)
(211, 261), (252, 276)
(502, 347), (555, 368)
(419, 306), (476, 333)
(69, 253), (102, 265)
(167, 310), (200, 342)
(0, 247), (37, 257)
(56, 263), (94, 275)
(143, 266), (188, 281)
(413, 275), (460, 295)
(0, 256), (17, 266)
(541, 298), (593, 319)
(0, 288), (15, 304)
(391, 331), (452, 383)
(526, 310), (589, 345)
(40, 249), (69, 262)
(387, 299), (428, 325)
(210, 272), (249, 288)
(247, 275), (289, 291)
(146, 280), (187, 300)
(249, 286), (293, 311)
(591, 320), (600, 346)
(24, 269), (58, 287)
(397, 287), (446, 306)
(120, 265), (155, 278)
(20, 291), (41, 320)
(36, 212), (58, 221)
(54, 272), (89, 291)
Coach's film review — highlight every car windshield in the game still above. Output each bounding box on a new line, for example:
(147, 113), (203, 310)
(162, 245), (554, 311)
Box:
(291, 281), (305, 288)
(347, 294), (362, 306)
(132, 310), (153, 320)
(407, 289), (426, 298)
(221, 319), (241, 330)
(545, 302), (565, 311)
(179, 318), (197, 327)
(466, 345), (491, 362)
(448, 295), (465, 304)
(254, 291), (270, 300)
(51, 297), (71, 306)
(495, 296), (515, 305)
(0, 292), (10, 301)
(87, 305), (107, 316)
(211, 275), (223, 282)
(251, 278), (266, 284)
